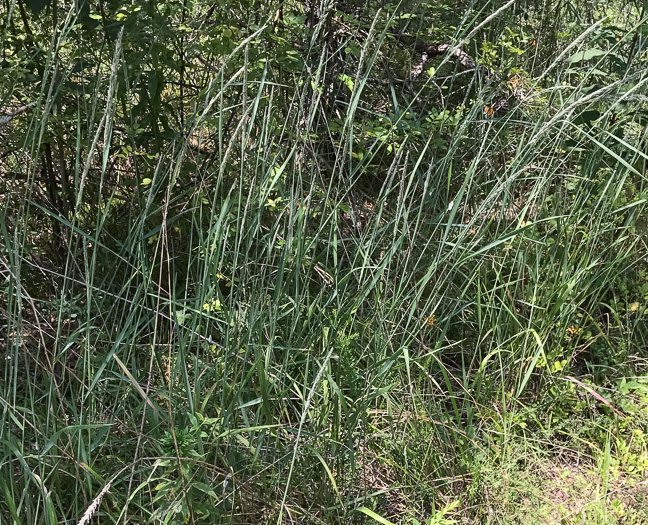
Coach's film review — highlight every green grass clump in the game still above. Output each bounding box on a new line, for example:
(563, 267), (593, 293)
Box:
(1, 1), (647, 523)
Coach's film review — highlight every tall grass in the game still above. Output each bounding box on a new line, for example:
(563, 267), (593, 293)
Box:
(1, 2), (647, 524)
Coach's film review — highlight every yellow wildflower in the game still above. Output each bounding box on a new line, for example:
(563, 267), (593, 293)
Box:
(425, 314), (437, 328)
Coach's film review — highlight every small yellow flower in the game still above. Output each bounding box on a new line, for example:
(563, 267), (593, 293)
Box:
(629, 302), (640, 312)
(203, 298), (222, 312)
(425, 314), (437, 327)
(566, 325), (583, 338)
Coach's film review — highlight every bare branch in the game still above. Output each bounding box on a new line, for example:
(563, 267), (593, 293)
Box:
(0, 102), (37, 128)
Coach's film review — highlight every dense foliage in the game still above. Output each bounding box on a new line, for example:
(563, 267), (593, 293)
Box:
(1, 0), (647, 523)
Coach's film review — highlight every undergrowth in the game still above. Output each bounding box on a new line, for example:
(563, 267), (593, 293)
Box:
(1, 1), (647, 524)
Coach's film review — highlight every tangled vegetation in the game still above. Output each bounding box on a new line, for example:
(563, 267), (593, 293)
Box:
(1, 0), (647, 523)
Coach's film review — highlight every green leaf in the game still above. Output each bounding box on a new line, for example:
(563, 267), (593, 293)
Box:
(338, 73), (355, 92)
(566, 48), (607, 63)
(193, 482), (218, 498)
(572, 110), (600, 126)
(40, 424), (112, 456)
(356, 507), (397, 525)
(24, 0), (51, 14)
(149, 72), (159, 100)
(565, 68), (608, 76)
